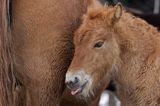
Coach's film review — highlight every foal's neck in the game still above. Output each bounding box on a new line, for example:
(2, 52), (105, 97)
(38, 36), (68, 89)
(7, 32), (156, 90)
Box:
(115, 12), (159, 64)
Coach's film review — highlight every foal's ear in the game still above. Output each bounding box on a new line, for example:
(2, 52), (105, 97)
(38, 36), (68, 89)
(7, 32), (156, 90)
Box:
(105, 3), (122, 26)
(112, 3), (123, 23)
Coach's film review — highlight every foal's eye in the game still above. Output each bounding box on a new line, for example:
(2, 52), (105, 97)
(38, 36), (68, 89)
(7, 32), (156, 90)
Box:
(94, 41), (104, 48)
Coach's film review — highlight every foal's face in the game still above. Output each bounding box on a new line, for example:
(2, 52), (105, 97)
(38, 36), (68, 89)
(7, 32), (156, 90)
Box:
(65, 4), (122, 98)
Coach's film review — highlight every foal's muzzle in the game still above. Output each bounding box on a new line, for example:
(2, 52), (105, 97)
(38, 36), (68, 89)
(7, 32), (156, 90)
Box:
(65, 75), (80, 89)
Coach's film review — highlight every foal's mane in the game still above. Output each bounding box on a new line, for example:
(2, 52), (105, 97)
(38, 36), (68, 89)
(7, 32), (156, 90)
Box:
(0, 0), (15, 105)
(85, 4), (159, 41)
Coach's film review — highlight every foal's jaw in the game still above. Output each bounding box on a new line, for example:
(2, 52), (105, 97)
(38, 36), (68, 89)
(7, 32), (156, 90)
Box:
(65, 70), (93, 97)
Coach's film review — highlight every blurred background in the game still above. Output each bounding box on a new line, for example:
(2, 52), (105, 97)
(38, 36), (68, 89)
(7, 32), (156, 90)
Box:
(98, 0), (160, 106)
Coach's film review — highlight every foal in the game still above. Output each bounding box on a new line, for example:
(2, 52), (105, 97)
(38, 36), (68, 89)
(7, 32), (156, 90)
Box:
(65, 2), (160, 106)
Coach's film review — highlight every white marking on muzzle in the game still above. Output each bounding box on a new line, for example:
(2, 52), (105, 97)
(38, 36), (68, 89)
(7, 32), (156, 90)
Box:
(65, 69), (94, 98)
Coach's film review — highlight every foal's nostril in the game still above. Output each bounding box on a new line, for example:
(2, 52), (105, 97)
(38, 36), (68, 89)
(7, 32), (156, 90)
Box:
(66, 76), (80, 88)
(74, 77), (79, 83)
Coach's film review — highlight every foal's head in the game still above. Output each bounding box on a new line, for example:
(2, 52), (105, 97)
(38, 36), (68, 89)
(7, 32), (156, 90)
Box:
(65, 3), (122, 98)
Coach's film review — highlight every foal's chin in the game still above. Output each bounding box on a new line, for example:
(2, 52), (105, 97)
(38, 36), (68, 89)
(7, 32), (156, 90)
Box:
(76, 79), (106, 100)
(77, 74), (110, 99)
(75, 83), (95, 101)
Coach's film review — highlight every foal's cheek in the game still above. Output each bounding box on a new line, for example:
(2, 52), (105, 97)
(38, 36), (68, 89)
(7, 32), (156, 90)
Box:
(92, 72), (102, 83)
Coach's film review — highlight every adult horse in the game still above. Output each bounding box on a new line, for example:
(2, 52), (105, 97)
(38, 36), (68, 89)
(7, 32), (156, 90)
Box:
(65, 2), (160, 106)
(1, 0), (103, 105)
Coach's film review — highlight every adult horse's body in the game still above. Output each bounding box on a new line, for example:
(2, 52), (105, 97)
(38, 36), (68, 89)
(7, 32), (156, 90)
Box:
(12, 0), (89, 105)
(1, 0), (103, 105)
(66, 2), (160, 106)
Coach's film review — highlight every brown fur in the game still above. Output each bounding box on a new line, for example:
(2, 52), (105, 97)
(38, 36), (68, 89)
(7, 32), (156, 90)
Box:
(67, 3), (160, 106)
(10, 0), (102, 106)
(12, 0), (85, 106)
(0, 0), (15, 106)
